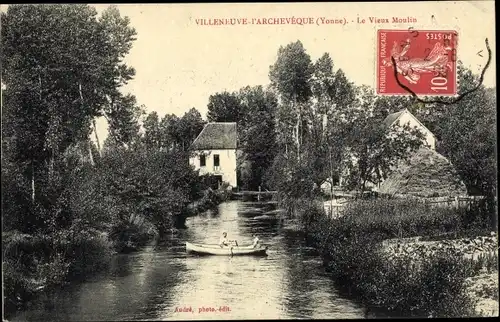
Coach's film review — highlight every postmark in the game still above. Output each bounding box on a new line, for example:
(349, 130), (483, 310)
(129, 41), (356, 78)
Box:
(377, 29), (458, 96)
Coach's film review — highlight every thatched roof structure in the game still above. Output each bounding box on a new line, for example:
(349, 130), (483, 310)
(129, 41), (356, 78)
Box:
(378, 147), (468, 197)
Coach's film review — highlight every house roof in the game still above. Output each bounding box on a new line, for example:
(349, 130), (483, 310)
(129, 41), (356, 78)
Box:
(190, 122), (237, 150)
(382, 110), (406, 128)
(382, 108), (436, 138)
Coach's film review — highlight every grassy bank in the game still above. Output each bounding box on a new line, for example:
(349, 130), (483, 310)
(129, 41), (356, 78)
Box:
(2, 229), (113, 316)
(291, 197), (497, 318)
(2, 147), (223, 318)
(2, 181), (228, 320)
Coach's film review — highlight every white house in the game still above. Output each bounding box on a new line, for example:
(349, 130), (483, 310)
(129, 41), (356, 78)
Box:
(335, 108), (437, 190)
(189, 122), (238, 188)
(382, 108), (436, 150)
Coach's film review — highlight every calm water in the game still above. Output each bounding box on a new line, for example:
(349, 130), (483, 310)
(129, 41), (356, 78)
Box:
(12, 201), (365, 321)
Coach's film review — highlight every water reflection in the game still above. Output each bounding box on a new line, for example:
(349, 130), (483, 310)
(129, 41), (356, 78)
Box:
(11, 200), (365, 321)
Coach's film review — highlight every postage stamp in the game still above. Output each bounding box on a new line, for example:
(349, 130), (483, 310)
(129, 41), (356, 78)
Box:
(377, 29), (458, 96)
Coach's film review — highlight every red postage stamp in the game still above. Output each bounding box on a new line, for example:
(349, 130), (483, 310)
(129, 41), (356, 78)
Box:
(377, 29), (458, 96)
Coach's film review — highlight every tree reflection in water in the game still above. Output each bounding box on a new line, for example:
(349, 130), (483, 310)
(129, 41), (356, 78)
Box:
(10, 201), (364, 321)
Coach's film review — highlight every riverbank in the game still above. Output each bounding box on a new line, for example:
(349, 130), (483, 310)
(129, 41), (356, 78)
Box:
(2, 186), (230, 320)
(381, 235), (499, 317)
(2, 228), (114, 318)
(466, 271), (499, 316)
(183, 187), (232, 218)
(6, 200), (367, 320)
(287, 197), (498, 318)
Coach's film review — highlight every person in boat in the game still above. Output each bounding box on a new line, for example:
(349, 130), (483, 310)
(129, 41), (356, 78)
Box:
(219, 232), (238, 248)
(251, 234), (261, 248)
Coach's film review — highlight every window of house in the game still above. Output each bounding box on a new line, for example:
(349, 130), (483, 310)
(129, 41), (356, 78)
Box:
(214, 154), (220, 167)
(199, 154), (206, 167)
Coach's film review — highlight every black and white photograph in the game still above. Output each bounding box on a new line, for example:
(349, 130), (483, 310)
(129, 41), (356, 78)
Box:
(1, 1), (497, 320)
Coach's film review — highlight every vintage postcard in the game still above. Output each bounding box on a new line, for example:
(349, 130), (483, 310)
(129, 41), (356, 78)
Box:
(1, 1), (497, 321)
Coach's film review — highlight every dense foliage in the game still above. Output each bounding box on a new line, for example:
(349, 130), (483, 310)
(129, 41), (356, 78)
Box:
(205, 41), (495, 198)
(1, 4), (496, 319)
(415, 63), (497, 198)
(206, 87), (278, 190)
(1, 5), (212, 317)
(263, 41), (429, 194)
(261, 40), (496, 318)
(299, 199), (489, 317)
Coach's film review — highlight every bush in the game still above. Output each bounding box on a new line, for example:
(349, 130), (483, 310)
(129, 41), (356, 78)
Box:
(58, 229), (113, 279)
(109, 219), (156, 253)
(2, 232), (50, 314)
(3, 259), (38, 314)
(98, 148), (201, 238)
(2, 228), (114, 317)
(462, 252), (499, 275)
(299, 199), (479, 318)
(371, 248), (475, 317)
(181, 186), (231, 222)
(340, 198), (492, 239)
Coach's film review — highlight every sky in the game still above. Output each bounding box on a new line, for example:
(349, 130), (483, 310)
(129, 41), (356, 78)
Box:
(1, 2), (496, 145)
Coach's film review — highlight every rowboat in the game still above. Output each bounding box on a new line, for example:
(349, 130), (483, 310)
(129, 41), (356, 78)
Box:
(185, 242), (268, 256)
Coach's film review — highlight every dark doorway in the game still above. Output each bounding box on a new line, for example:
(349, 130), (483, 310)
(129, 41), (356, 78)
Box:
(202, 175), (223, 190)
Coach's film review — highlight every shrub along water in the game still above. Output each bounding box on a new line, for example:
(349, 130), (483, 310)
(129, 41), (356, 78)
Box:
(338, 198), (493, 240)
(292, 198), (490, 318)
(2, 147), (213, 317)
(2, 229), (113, 315)
(183, 183), (232, 218)
(1, 4), (218, 318)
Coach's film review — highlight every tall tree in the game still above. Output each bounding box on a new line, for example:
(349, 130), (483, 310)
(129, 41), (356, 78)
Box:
(1, 4), (136, 210)
(307, 54), (357, 192)
(206, 91), (243, 123)
(177, 108), (205, 151)
(269, 40), (313, 159)
(106, 94), (143, 148)
(417, 63), (496, 197)
(306, 53), (338, 191)
(137, 108), (204, 153)
(159, 113), (180, 151)
(142, 111), (161, 149)
(237, 85), (278, 189)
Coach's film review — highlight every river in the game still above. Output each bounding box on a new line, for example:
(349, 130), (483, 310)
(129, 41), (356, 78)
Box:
(11, 200), (365, 321)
